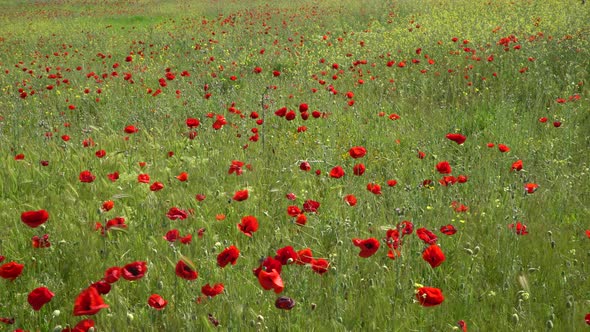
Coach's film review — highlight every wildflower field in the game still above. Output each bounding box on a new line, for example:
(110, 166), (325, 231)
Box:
(0, 0), (589, 330)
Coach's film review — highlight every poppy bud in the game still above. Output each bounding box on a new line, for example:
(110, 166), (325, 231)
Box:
(511, 313), (520, 324)
(275, 296), (296, 310)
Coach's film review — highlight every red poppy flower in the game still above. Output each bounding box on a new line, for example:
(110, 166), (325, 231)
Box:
(101, 200), (114, 212)
(237, 216), (258, 237)
(508, 221), (528, 235)
(511, 160), (523, 171)
(417, 151), (426, 159)
(105, 217), (126, 231)
(107, 172), (119, 182)
(190, 229), (202, 241)
(195, 194), (206, 201)
(386, 229), (401, 251)
(124, 125), (138, 134)
(96, 224), (106, 235)
(416, 228), (438, 244)
(201, 283), (224, 297)
(257, 269), (284, 294)
(93, 150), (105, 159)
(415, 286), (444, 306)
(296, 248), (313, 265)
(275, 246), (297, 265)
(27, 287), (54, 311)
(439, 176), (457, 186)
(149, 181), (164, 191)
(422, 244), (446, 268)
(352, 238), (380, 258)
(275, 107), (287, 117)
(295, 213), (307, 226)
(586, 313), (590, 325)
(175, 172), (188, 182)
(329, 166), (345, 178)
(217, 245), (240, 267)
(104, 267), (121, 284)
(0, 262), (24, 281)
(299, 161), (311, 171)
(79, 170), (96, 183)
(298, 103), (309, 113)
(398, 221), (414, 236)
(32, 234), (51, 248)
(311, 258), (329, 275)
(451, 201), (469, 212)
(498, 144), (510, 152)
(137, 173), (150, 183)
(228, 160), (244, 175)
(349, 146), (367, 158)
(180, 233), (192, 244)
(148, 294), (167, 310)
(446, 133), (466, 145)
(233, 189), (249, 201)
(303, 200), (320, 213)
(90, 280), (111, 295)
(166, 207), (188, 220)
(287, 205), (302, 217)
(0, 256), (4, 263)
(457, 175), (468, 183)
(73, 287), (109, 316)
(121, 261), (147, 281)
(387, 179), (398, 187)
(344, 194), (357, 206)
(440, 224), (457, 235)
(367, 183), (382, 195)
(186, 118), (200, 128)
(524, 183), (539, 194)
(175, 260), (198, 280)
(586, 230), (590, 239)
(353, 163), (366, 176)
(436, 161), (452, 174)
(20, 210), (49, 228)
(387, 248), (401, 260)
(253, 257), (283, 277)
(70, 319), (95, 332)
(163, 229), (180, 242)
(275, 296), (296, 310)
(457, 320), (467, 332)
(212, 115), (227, 130)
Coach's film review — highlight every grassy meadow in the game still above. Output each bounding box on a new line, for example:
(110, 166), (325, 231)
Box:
(0, 0), (589, 330)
